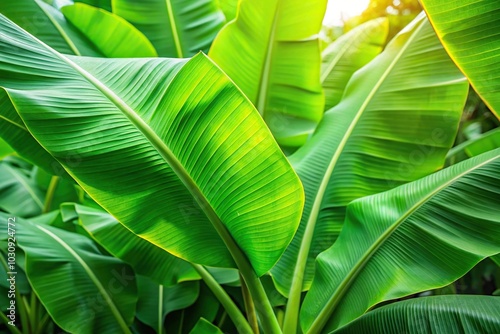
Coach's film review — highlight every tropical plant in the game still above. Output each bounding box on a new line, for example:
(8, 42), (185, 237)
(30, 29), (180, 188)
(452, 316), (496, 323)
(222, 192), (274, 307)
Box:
(0, 0), (499, 334)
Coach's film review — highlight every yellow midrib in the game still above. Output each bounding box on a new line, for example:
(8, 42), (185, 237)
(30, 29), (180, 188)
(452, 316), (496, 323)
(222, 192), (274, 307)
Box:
(165, 0), (183, 58)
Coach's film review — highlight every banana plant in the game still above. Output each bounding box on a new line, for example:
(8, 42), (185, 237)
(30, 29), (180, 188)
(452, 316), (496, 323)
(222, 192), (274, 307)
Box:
(0, 13), (302, 333)
(1, 3), (500, 334)
(301, 148), (500, 333)
(420, 0), (500, 120)
(209, 0), (327, 147)
(272, 14), (469, 333)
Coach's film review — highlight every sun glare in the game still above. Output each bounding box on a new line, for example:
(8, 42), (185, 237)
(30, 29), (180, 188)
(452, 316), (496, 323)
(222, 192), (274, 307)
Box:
(323, 0), (371, 26)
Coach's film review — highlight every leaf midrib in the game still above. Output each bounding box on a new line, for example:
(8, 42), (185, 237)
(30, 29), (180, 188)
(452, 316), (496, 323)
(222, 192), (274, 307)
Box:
(34, 224), (131, 333)
(256, 0), (280, 115)
(165, 0), (183, 58)
(320, 26), (369, 83)
(307, 153), (500, 334)
(27, 32), (248, 271)
(35, 0), (81, 56)
(294, 16), (427, 303)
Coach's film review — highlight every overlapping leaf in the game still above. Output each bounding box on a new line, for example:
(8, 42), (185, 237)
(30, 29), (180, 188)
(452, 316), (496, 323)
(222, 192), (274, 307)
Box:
(333, 296), (500, 334)
(301, 148), (500, 333)
(322, 18), (388, 110)
(0, 15), (303, 276)
(66, 204), (199, 287)
(0, 0), (101, 56)
(0, 214), (138, 333)
(421, 0), (500, 119)
(0, 162), (44, 217)
(136, 275), (199, 333)
(113, 0), (225, 57)
(271, 14), (468, 297)
(62, 3), (158, 57)
(209, 0), (327, 146)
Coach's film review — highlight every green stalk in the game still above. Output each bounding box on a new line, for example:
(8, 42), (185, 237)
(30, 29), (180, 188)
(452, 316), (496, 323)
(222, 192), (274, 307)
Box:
(240, 273), (259, 333)
(0, 311), (23, 334)
(158, 285), (164, 334)
(217, 311), (227, 328)
(35, 313), (50, 334)
(177, 310), (184, 334)
(20, 296), (31, 334)
(276, 308), (284, 329)
(43, 176), (59, 213)
(30, 293), (38, 332)
(193, 265), (254, 334)
(0, 256), (29, 334)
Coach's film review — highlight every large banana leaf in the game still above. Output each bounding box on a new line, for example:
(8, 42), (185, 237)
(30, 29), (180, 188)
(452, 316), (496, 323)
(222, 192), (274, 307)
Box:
(62, 3), (158, 57)
(0, 214), (138, 333)
(420, 0), (500, 119)
(333, 296), (500, 334)
(209, 0), (327, 147)
(112, 0), (225, 57)
(271, 14), (468, 297)
(0, 0), (101, 56)
(0, 15), (303, 276)
(66, 204), (199, 286)
(301, 148), (500, 333)
(322, 18), (388, 110)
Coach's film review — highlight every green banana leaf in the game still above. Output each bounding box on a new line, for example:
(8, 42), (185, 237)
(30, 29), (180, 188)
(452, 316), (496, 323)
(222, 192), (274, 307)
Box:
(420, 0), (500, 120)
(136, 275), (199, 333)
(0, 90), (66, 176)
(75, 0), (111, 11)
(190, 318), (223, 334)
(464, 128), (500, 157)
(0, 162), (44, 217)
(0, 15), (303, 276)
(0, 0), (101, 56)
(166, 283), (221, 333)
(0, 214), (138, 333)
(62, 3), (158, 57)
(301, 148), (500, 333)
(0, 137), (14, 159)
(492, 255), (500, 267)
(447, 127), (500, 164)
(333, 296), (500, 334)
(217, 0), (237, 22)
(271, 14), (468, 297)
(322, 18), (388, 110)
(66, 204), (199, 286)
(206, 267), (240, 286)
(209, 0), (327, 147)
(112, 0), (225, 57)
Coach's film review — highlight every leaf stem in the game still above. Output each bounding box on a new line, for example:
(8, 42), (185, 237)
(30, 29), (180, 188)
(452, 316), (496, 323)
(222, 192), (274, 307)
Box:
(240, 273), (259, 333)
(43, 176), (59, 213)
(192, 264), (253, 334)
(0, 311), (22, 334)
